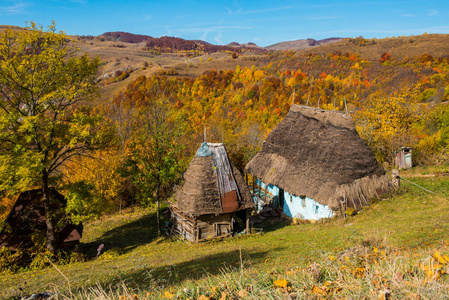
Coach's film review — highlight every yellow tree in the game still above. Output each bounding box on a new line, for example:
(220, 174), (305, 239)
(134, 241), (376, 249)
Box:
(0, 22), (108, 253)
(62, 149), (133, 222)
(354, 88), (422, 164)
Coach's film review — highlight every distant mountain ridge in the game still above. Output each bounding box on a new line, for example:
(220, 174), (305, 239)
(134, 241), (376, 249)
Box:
(98, 31), (265, 53)
(101, 31), (152, 43)
(265, 37), (343, 51)
(98, 31), (342, 52)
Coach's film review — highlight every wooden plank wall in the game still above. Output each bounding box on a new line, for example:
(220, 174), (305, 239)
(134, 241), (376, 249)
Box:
(171, 206), (233, 242)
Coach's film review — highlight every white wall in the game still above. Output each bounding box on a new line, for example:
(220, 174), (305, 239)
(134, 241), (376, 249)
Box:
(255, 179), (334, 220)
(283, 192), (334, 220)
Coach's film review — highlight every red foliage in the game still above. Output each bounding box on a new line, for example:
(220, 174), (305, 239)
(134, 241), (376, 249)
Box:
(421, 77), (429, 84)
(143, 36), (264, 54)
(320, 71), (327, 79)
(102, 32), (152, 43)
(379, 52), (392, 63)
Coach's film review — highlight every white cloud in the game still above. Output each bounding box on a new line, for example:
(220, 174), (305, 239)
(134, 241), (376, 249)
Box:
(0, 1), (29, 14)
(69, 0), (87, 4)
(303, 16), (342, 21)
(177, 25), (253, 33)
(214, 31), (223, 44)
(178, 24), (252, 44)
(234, 6), (295, 15)
(163, 26), (172, 36)
(428, 9), (439, 16)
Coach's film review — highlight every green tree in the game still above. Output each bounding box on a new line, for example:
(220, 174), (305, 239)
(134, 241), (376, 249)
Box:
(0, 22), (106, 253)
(130, 96), (185, 236)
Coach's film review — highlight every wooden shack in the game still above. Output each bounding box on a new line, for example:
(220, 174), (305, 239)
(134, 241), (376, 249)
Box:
(0, 188), (83, 251)
(170, 143), (255, 242)
(394, 147), (412, 169)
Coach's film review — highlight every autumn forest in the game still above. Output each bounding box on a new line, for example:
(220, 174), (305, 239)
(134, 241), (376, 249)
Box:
(2, 24), (449, 235)
(1, 22), (449, 299)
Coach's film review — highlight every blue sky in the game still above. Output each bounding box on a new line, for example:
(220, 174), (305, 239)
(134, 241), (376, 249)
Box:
(1, 0), (448, 47)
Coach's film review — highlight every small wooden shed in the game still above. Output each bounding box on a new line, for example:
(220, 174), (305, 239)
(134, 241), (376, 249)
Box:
(394, 147), (412, 169)
(0, 188), (83, 251)
(170, 143), (255, 242)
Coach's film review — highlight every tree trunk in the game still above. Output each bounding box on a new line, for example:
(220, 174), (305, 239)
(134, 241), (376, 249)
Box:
(42, 171), (58, 254)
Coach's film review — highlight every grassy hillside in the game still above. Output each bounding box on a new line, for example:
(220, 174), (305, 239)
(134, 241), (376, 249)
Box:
(305, 34), (449, 62)
(1, 166), (448, 299)
(0, 31), (424, 113)
(68, 33), (449, 107)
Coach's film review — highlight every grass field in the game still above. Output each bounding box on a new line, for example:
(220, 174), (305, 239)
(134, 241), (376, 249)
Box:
(1, 166), (448, 299)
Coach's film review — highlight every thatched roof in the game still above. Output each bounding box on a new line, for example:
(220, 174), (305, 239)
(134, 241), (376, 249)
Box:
(173, 143), (254, 217)
(245, 105), (392, 210)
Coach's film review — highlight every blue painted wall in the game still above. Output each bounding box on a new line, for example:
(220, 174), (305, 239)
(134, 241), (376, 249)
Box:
(254, 179), (334, 220)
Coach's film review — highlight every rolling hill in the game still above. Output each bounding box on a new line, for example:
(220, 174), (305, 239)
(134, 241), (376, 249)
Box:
(265, 37), (343, 51)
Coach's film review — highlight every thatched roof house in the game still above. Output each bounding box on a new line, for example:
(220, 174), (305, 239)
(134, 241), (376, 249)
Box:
(246, 105), (392, 219)
(0, 189), (83, 251)
(171, 142), (255, 242)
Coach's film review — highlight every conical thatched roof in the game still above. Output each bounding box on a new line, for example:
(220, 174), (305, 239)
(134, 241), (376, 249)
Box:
(245, 105), (392, 210)
(173, 143), (254, 217)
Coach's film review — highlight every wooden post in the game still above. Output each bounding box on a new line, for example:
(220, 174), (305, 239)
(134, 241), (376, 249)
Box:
(194, 219), (199, 242)
(246, 209), (250, 234)
(392, 169), (400, 187)
(344, 97), (348, 114)
(252, 174), (255, 194)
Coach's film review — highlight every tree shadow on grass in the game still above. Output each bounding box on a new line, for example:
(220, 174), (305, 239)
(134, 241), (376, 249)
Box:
(261, 219), (292, 233)
(75, 246), (282, 295)
(80, 210), (166, 257)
